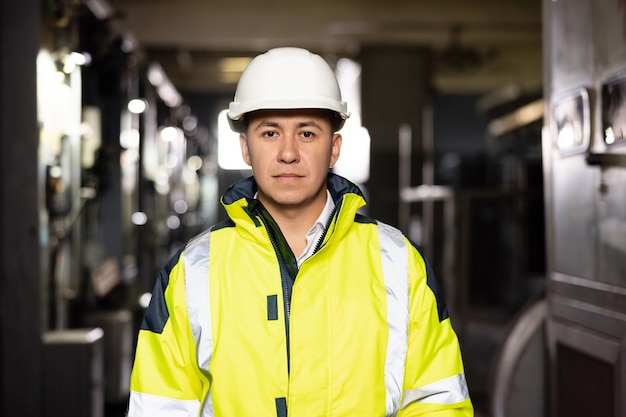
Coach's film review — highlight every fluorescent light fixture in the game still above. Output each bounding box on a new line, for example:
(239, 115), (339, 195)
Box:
(84, 0), (114, 20)
(160, 126), (181, 143)
(131, 211), (148, 226)
(219, 57), (252, 73)
(217, 109), (249, 170)
(70, 51), (91, 66)
(147, 62), (183, 108)
(187, 155), (203, 171)
(120, 128), (139, 149)
(218, 57), (252, 84)
(334, 58), (369, 184)
(127, 98), (148, 114)
(333, 125), (370, 184)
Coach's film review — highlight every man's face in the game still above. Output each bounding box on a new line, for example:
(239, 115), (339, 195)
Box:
(240, 109), (342, 212)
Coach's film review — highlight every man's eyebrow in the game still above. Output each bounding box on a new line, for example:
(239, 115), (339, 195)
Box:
(252, 120), (323, 131)
(252, 120), (280, 131)
(296, 120), (323, 129)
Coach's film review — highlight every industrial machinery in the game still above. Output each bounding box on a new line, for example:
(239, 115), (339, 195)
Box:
(34, 3), (215, 415)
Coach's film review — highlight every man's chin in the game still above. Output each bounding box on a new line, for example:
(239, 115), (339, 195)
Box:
(262, 194), (310, 210)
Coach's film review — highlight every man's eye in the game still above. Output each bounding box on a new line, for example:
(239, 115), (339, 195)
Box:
(263, 131), (276, 138)
(301, 131), (314, 138)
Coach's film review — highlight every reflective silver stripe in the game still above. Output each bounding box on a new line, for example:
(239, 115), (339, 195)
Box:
(200, 394), (214, 417)
(183, 230), (214, 416)
(377, 221), (410, 417)
(401, 373), (470, 408)
(128, 391), (199, 416)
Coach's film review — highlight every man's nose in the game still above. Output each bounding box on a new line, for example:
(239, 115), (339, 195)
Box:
(278, 136), (299, 163)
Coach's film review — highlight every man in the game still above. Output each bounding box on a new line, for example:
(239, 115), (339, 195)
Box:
(128, 47), (473, 416)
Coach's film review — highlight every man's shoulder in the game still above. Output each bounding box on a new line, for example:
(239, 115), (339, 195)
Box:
(183, 219), (236, 252)
(210, 218), (236, 232)
(355, 214), (404, 236)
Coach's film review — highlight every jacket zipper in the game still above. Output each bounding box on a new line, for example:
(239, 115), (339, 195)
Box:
(311, 203), (339, 256)
(251, 203), (296, 374)
(251, 199), (340, 375)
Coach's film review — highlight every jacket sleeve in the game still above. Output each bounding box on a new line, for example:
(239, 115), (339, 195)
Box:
(127, 249), (209, 416)
(398, 241), (474, 417)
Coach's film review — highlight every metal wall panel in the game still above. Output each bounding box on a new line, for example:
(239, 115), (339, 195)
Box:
(543, 0), (626, 415)
(597, 168), (626, 286)
(550, 156), (596, 278)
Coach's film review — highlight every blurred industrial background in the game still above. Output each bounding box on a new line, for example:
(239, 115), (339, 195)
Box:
(1, 0), (626, 416)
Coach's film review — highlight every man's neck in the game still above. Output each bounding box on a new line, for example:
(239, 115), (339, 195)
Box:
(260, 192), (328, 255)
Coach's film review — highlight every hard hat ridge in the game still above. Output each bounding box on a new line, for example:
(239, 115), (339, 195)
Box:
(227, 47), (350, 133)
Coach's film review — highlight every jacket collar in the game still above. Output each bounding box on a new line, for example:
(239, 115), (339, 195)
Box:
(221, 173), (367, 233)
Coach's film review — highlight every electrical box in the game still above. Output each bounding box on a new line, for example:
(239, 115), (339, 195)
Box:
(84, 309), (134, 404)
(43, 328), (105, 417)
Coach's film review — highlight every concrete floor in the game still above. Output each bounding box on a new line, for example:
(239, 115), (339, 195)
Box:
(462, 310), (511, 417)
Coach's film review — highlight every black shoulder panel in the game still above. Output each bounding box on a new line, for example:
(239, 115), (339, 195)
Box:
(327, 173), (365, 202)
(221, 176), (256, 205)
(354, 213), (377, 224)
(140, 246), (185, 333)
(211, 218), (235, 231)
(407, 238), (450, 322)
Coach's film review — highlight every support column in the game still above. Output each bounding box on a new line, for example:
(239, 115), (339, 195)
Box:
(1, 0), (44, 416)
(359, 46), (433, 229)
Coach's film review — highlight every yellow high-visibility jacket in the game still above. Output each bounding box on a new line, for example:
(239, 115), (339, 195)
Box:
(128, 174), (473, 417)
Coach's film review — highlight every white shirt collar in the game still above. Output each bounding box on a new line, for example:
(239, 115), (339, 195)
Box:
(297, 190), (335, 266)
(252, 190), (335, 266)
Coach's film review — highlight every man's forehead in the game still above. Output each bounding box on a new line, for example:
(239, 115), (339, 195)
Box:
(248, 108), (330, 120)
(247, 109), (332, 128)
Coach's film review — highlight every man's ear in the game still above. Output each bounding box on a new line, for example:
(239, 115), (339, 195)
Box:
(329, 133), (342, 168)
(240, 133), (252, 166)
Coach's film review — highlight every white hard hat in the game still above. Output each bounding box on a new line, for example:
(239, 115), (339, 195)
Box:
(227, 47), (350, 133)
